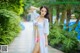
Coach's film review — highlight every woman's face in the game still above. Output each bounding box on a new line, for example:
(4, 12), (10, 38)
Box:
(40, 8), (47, 17)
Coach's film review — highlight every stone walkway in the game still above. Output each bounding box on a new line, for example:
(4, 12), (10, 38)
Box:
(2, 22), (63, 53)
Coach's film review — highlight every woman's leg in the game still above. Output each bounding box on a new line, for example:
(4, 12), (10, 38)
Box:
(33, 42), (40, 53)
(38, 44), (40, 53)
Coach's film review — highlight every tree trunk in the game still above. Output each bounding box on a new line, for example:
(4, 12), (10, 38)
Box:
(56, 5), (60, 24)
(66, 8), (71, 30)
(66, 9), (71, 26)
(49, 7), (53, 23)
(60, 10), (67, 24)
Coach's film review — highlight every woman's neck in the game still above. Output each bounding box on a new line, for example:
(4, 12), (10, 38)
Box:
(40, 15), (44, 19)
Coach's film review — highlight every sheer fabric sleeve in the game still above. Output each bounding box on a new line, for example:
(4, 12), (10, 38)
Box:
(44, 19), (49, 35)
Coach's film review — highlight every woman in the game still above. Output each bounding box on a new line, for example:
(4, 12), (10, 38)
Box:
(33, 6), (49, 53)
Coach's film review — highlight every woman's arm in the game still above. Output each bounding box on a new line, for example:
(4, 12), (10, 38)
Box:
(44, 19), (49, 46)
(45, 34), (48, 46)
(34, 25), (37, 38)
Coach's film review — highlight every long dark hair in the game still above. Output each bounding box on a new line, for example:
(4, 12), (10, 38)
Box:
(40, 6), (49, 21)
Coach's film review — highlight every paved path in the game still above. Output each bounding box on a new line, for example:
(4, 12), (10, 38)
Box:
(2, 22), (63, 53)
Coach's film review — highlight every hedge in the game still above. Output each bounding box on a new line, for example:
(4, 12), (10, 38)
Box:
(0, 9), (21, 45)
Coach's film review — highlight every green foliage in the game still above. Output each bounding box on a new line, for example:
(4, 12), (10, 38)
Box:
(0, 0), (24, 15)
(48, 23), (79, 53)
(24, 0), (35, 10)
(62, 31), (78, 53)
(0, 9), (21, 45)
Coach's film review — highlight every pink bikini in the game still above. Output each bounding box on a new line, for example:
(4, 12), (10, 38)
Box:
(35, 37), (40, 42)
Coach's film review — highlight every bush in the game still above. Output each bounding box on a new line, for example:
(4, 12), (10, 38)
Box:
(48, 23), (79, 53)
(0, 0), (24, 15)
(0, 9), (21, 45)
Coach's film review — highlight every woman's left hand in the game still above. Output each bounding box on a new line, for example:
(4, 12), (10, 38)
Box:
(45, 41), (48, 47)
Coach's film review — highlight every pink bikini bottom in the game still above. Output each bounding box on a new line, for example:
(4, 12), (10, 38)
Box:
(35, 36), (45, 42)
(35, 37), (40, 42)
